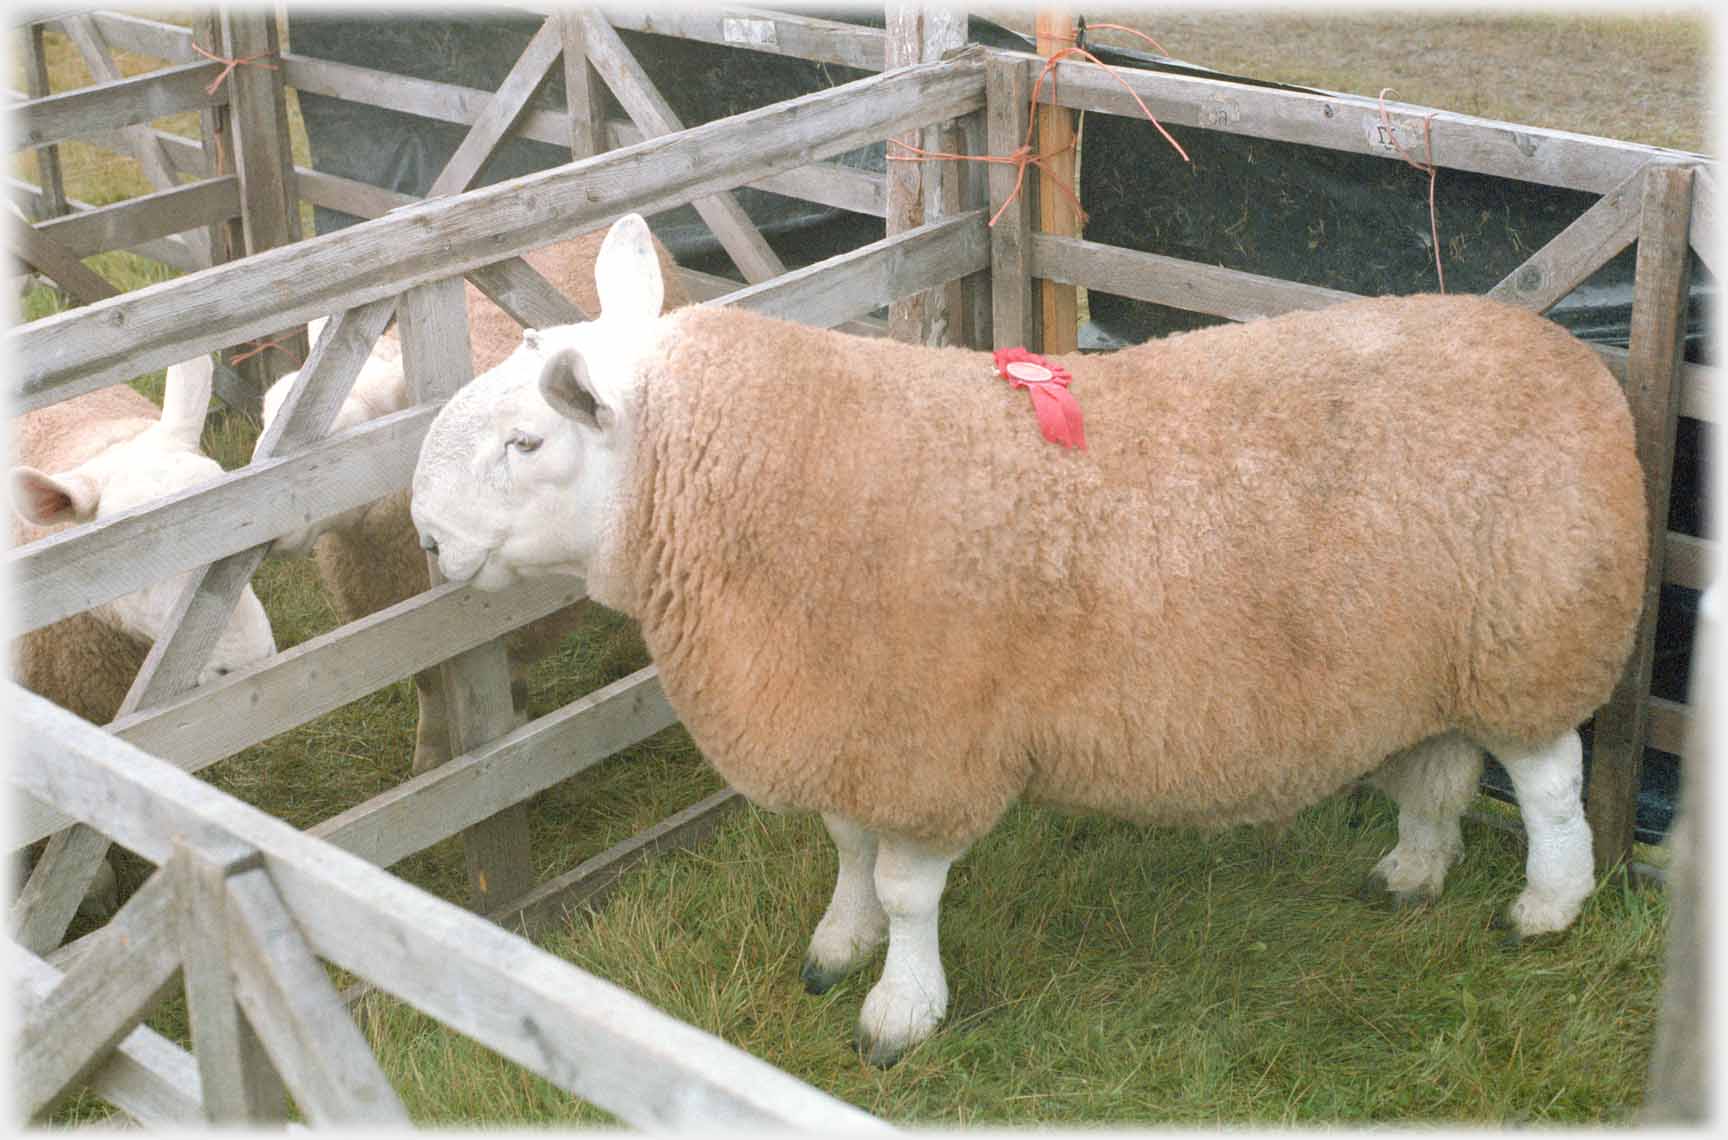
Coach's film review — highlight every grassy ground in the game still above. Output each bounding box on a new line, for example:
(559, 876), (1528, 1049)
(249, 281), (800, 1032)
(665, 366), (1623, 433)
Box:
(16, 7), (1704, 1128)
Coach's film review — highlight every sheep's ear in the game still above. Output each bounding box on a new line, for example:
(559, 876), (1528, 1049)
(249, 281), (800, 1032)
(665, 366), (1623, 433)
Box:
(11, 466), (100, 526)
(595, 213), (664, 324)
(538, 347), (611, 431)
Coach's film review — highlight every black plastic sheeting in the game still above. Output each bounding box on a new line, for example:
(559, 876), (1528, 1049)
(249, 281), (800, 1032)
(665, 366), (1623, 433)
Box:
(287, 10), (1705, 843)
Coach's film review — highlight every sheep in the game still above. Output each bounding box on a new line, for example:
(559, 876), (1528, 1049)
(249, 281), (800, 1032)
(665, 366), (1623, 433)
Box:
(259, 227), (690, 773)
(10, 354), (279, 916)
(407, 213), (1647, 1066)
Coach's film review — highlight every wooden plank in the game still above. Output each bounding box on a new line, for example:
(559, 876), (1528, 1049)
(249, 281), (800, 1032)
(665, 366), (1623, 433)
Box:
(311, 666), (676, 871)
(172, 842), (288, 1124)
(8, 822), (113, 955)
(1024, 49), (1700, 197)
(295, 166), (420, 218)
(9, 687), (892, 1133)
(13, 868), (183, 1121)
(716, 211), (989, 330)
(10, 401), (428, 636)
(1487, 163), (1648, 312)
(957, 108), (993, 347)
(1647, 698), (1692, 758)
(1034, 12), (1080, 355)
(6, 214), (118, 303)
(986, 54), (1036, 349)
(577, 9), (787, 284)
(490, 788), (743, 937)
(1587, 164), (1695, 872)
(1664, 532), (1718, 592)
(12, 59), (225, 147)
(467, 256), (590, 328)
(223, 867), (409, 1124)
(594, 4), (888, 71)
(610, 118), (887, 216)
(17, 49), (988, 401)
(1032, 232), (1363, 321)
(23, 21), (68, 221)
(11, 946), (204, 1127)
(59, 14), (211, 266)
(13, 576), (587, 849)
(560, 11), (609, 160)
(1689, 165), (1718, 277)
(428, 17), (566, 198)
(680, 264), (888, 338)
(69, 11), (195, 62)
(32, 176), (241, 258)
(5, 173), (207, 273)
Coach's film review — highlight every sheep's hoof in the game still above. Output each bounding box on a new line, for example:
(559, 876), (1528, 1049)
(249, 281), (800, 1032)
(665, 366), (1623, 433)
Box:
(801, 958), (848, 996)
(1490, 909), (1569, 952)
(1355, 875), (1434, 912)
(854, 1027), (908, 1069)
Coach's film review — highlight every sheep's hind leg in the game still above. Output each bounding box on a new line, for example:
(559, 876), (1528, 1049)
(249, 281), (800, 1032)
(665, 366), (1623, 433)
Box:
(856, 833), (961, 1068)
(803, 813), (887, 994)
(1362, 733), (1483, 909)
(1490, 729), (1593, 941)
(409, 668), (452, 776)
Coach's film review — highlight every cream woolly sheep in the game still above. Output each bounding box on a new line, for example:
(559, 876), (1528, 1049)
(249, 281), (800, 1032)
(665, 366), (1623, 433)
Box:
(11, 356), (279, 915)
(408, 214), (1647, 1065)
(259, 228), (690, 772)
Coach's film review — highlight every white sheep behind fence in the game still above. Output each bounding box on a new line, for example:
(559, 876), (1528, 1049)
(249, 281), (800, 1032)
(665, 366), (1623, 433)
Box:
(408, 214), (1647, 1066)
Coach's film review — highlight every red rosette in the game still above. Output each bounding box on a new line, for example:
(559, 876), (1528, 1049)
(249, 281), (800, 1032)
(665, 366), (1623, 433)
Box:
(993, 348), (1086, 450)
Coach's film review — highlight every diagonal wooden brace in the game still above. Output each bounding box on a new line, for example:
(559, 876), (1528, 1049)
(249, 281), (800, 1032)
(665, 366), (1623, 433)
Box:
(1487, 162), (1648, 313)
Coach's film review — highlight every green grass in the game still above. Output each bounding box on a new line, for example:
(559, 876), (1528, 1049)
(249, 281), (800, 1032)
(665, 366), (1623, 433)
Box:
(20, 11), (1687, 1129)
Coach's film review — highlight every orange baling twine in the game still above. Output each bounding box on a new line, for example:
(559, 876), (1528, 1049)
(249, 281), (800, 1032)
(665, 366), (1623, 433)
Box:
(888, 22), (1190, 228)
(1377, 88), (1446, 293)
(191, 39), (279, 96)
(230, 337), (301, 368)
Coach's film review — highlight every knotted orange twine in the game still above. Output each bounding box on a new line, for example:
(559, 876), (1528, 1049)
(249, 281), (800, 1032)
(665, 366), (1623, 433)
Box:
(190, 39), (279, 97)
(889, 24), (1191, 227)
(1377, 88), (1446, 293)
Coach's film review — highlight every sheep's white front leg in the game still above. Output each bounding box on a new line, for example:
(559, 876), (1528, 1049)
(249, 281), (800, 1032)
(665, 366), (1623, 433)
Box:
(802, 813), (887, 994)
(856, 834), (960, 1067)
(1494, 729), (1595, 938)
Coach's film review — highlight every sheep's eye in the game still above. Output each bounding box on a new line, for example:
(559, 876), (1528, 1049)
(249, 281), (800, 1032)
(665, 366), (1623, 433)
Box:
(507, 430), (543, 453)
(421, 535), (439, 555)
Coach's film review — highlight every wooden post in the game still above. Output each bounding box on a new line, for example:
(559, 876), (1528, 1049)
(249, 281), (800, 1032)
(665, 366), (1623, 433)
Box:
(397, 277), (537, 914)
(986, 55), (1036, 349)
(1034, 10), (1080, 354)
(217, 8), (308, 418)
(559, 11), (609, 160)
(23, 20), (69, 222)
(1586, 163), (1695, 872)
(886, 4), (968, 346)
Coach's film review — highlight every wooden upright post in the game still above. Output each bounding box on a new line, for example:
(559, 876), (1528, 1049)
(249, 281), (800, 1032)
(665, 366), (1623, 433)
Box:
(1034, 10), (1080, 354)
(1586, 163), (1695, 872)
(22, 21), (68, 222)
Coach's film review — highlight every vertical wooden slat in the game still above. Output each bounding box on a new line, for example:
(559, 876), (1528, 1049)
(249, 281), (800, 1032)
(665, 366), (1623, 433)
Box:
(957, 107), (993, 347)
(1586, 163), (1695, 872)
(986, 55), (1035, 349)
(23, 21), (69, 222)
(193, 10), (254, 413)
(559, 11), (609, 160)
(1034, 11), (1080, 354)
(396, 276), (537, 913)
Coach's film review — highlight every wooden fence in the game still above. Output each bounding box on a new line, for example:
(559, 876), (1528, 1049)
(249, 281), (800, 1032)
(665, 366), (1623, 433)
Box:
(7, 5), (1714, 1125)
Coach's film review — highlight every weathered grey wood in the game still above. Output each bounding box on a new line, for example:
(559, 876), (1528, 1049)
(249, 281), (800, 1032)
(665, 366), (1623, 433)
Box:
(398, 276), (538, 913)
(13, 577), (587, 850)
(1664, 532), (1718, 592)
(1594, 345), (1714, 424)
(5, 173), (207, 273)
(594, 4), (888, 71)
(957, 108), (993, 347)
(1032, 232), (1363, 321)
(13, 868), (183, 1121)
(32, 175), (240, 258)
(8, 822), (113, 955)
(987, 55), (1036, 349)
(12, 59), (225, 147)
(6, 213), (118, 302)
(1587, 164), (1695, 872)
(12, 945), (204, 1127)
(22, 22), (68, 221)
(173, 841), (289, 1124)
(1646, 697), (1692, 758)
(467, 255), (590, 328)
(59, 14), (211, 266)
(1023, 48), (1701, 197)
(295, 165), (420, 218)
(10, 687), (891, 1133)
(717, 210), (989, 330)
(428, 17), (566, 199)
(11, 399), (425, 636)
(559, 11), (608, 160)
(578, 9), (787, 284)
(65, 10), (195, 62)
(1688, 164), (1717, 277)
(311, 666), (675, 871)
(1487, 163), (1648, 312)
(18, 50), (986, 401)
(223, 866), (409, 1124)
(682, 263), (889, 338)
(490, 787), (743, 937)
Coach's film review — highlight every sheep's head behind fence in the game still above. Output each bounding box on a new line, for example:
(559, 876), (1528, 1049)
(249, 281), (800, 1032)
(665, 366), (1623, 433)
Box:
(411, 213), (666, 595)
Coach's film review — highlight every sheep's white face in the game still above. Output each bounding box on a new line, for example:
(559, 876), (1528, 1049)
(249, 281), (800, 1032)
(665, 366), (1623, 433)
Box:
(257, 318), (409, 558)
(11, 428), (278, 685)
(411, 213), (666, 593)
